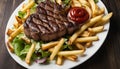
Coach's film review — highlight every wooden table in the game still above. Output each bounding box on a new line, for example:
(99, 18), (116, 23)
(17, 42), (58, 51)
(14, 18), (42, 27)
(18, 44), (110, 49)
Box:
(0, 0), (120, 69)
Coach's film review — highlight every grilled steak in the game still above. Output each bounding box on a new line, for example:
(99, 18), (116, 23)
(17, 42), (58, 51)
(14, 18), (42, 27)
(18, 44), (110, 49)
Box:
(24, 0), (80, 41)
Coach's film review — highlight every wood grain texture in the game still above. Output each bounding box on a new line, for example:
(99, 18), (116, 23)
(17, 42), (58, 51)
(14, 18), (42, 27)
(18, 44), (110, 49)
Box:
(0, 0), (120, 69)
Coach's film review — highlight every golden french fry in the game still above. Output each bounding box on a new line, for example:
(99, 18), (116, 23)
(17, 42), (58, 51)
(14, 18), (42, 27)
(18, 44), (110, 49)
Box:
(21, 0), (35, 12)
(88, 0), (98, 17)
(21, 36), (31, 44)
(85, 42), (92, 48)
(25, 42), (36, 64)
(94, 12), (113, 26)
(58, 50), (84, 56)
(48, 48), (54, 52)
(64, 55), (78, 61)
(78, 0), (90, 7)
(15, 16), (22, 24)
(97, 7), (105, 15)
(56, 0), (62, 5)
(75, 36), (99, 43)
(42, 41), (59, 50)
(7, 29), (14, 36)
(24, 9), (30, 20)
(9, 25), (23, 41)
(7, 41), (14, 53)
(75, 43), (85, 50)
(68, 15), (103, 45)
(72, 0), (81, 7)
(88, 26), (104, 33)
(50, 38), (64, 61)
(81, 31), (90, 37)
(56, 55), (63, 65)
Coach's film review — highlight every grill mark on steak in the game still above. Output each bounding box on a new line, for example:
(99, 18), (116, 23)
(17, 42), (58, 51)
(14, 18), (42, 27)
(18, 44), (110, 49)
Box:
(24, 0), (81, 41)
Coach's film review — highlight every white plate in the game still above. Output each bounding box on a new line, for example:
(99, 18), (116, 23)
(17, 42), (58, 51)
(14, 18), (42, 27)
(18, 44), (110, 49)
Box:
(5, 0), (109, 69)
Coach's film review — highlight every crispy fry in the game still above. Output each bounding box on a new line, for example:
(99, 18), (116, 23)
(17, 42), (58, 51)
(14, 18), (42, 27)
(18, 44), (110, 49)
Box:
(64, 55), (78, 61)
(15, 16), (22, 24)
(56, 55), (63, 65)
(78, 0), (90, 7)
(21, 0), (35, 12)
(7, 29), (14, 36)
(81, 31), (90, 37)
(68, 15), (103, 45)
(85, 42), (92, 48)
(24, 9), (30, 20)
(50, 38), (64, 61)
(75, 43), (85, 50)
(25, 42), (36, 64)
(94, 12), (113, 26)
(42, 41), (59, 50)
(9, 25), (23, 41)
(58, 50), (84, 56)
(72, 0), (81, 7)
(7, 41), (14, 52)
(75, 36), (99, 43)
(88, 0), (98, 17)
(88, 26), (104, 33)
(56, 0), (62, 5)
(97, 7), (105, 15)
(21, 36), (31, 44)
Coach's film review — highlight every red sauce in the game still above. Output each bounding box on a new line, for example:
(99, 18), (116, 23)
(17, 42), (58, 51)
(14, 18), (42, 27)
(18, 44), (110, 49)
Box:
(68, 7), (89, 24)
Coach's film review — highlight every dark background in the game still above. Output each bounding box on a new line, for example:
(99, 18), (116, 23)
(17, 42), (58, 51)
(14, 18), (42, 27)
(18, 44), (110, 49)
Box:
(0, 0), (120, 69)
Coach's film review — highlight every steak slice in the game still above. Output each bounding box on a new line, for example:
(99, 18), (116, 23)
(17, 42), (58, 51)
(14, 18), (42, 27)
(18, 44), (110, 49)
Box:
(24, 0), (80, 41)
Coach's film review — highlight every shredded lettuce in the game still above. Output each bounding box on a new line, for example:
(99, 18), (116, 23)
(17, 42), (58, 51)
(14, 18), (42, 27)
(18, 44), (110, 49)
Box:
(30, 4), (38, 14)
(18, 11), (26, 18)
(38, 50), (51, 58)
(94, 0), (99, 3)
(12, 34), (25, 56)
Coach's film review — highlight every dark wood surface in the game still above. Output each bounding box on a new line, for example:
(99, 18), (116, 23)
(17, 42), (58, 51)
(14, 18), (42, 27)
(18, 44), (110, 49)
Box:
(0, 0), (120, 69)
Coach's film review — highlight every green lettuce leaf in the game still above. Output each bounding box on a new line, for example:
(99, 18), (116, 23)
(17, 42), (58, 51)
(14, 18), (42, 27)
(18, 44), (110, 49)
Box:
(94, 0), (99, 3)
(18, 11), (26, 18)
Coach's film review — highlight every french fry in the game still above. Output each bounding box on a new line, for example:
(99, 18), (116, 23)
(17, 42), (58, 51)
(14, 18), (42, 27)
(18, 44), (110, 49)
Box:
(75, 36), (99, 43)
(75, 43), (85, 50)
(13, 22), (19, 29)
(7, 29), (14, 36)
(72, 0), (81, 7)
(64, 55), (78, 61)
(48, 47), (54, 52)
(42, 41), (59, 50)
(81, 31), (90, 37)
(88, 0), (98, 17)
(58, 50), (84, 56)
(68, 14), (103, 45)
(97, 7), (105, 15)
(56, 0), (62, 5)
(78, 0), (90, 7)
(56, 55), (63, 65)
(85, 42), (92, 48)
(7, 41), (14, 52)
(50, 38), (64, 61)
(21, 0), (35, 12)
(25, 42), (36, 64)
(88, 26), (104, 33)
(24, 9), (30, 20)
(15, 16), (22, 24)
(9, 25), (23, 39)
(94, 12), (113, 26)
(21, 36), (31, 44)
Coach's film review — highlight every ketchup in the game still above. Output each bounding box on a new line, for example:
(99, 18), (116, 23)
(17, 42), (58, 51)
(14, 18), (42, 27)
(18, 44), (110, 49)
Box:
(68, 7), (89, 24)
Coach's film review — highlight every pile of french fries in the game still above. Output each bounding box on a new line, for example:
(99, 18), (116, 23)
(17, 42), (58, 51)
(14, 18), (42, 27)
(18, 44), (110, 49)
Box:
(7, 0), (113, 65)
